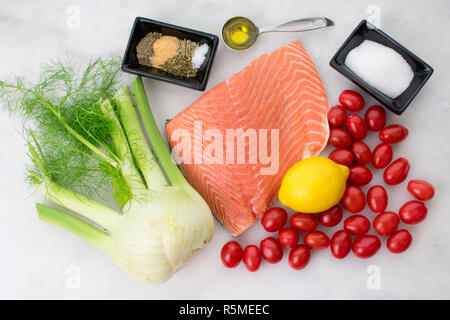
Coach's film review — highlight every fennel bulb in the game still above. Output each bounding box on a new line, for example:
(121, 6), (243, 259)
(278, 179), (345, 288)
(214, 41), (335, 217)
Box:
(0, 60), (214, 283)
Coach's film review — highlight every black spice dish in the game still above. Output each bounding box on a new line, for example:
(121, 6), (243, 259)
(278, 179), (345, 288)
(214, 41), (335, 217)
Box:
(122, 17), (219, 91)
(330, 20), (433, 115)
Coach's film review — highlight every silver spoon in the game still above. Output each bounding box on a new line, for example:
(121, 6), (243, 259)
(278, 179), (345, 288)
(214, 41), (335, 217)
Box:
(222, 16), (334, 51)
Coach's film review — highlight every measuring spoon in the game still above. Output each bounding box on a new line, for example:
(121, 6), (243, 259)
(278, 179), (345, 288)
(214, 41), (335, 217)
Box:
(222, 16), (334, 51)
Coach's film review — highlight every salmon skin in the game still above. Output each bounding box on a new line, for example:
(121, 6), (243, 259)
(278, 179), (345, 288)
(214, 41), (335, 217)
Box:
(166, 41), (329, 236)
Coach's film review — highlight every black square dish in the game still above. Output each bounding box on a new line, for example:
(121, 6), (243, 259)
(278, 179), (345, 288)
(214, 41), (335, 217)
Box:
(330, 20), (433, 115)
(122, 17), (219, 91)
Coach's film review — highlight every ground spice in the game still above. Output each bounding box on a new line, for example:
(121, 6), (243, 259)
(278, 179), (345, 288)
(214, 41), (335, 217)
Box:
(151, 36), (180, 67)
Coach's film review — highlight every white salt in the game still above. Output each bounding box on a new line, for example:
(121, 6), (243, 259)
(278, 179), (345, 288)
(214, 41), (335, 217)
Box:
(345, 40), (414, 98)
(192, 43), (209, 69)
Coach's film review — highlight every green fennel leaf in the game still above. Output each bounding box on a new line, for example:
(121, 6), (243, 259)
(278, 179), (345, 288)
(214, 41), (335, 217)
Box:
(0, 57), (125, 199)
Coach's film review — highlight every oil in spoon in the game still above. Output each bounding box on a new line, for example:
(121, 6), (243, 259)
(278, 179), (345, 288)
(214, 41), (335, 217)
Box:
(222, 16), (334, 51)
(222, 17), (259, 50)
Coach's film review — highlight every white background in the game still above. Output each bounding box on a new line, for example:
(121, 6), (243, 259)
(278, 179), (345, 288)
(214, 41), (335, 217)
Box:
(0, 0), (449, 299)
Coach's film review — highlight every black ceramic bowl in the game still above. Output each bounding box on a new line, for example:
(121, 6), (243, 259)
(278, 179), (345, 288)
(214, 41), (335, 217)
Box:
(122, 17), (219, 91)
(330, 20), (433, 115)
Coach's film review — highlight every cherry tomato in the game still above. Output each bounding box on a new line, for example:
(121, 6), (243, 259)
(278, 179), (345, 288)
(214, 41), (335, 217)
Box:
(372, 143), (393, 169)
(290, 213), (319, 232)
(339, 90), (365, 111)
(399, 201), (427, 224)
(351, 141), (371, 165)
(261, 207), (287, 232)
(379, 125), (408, 144)
(346, 114), (368, 140)
(319, 205), (343, 227)
(327, 105), (347, 127)
(348, 165), (373, 185)
(367, 185), (388, 213)
(352, 235), (381, 258)
(407, 180), (435, 201)
(329, 148), (354, 167)
(243, 245), (261, 272)
(330, 230), (352, 259)
(344, 215), (371, 235)
(278, 228), (299, 248)
(341, 185), (366, 213)
(288, 244), (311, 270)
(373, 211), (400, 236)
(221, 241), (243, 268)
(384, 157), (410, 185)
(304, 231), (330, 250)
(365, 105), (386, 132)
(328, 128), (352, 148)
(387, 229), (412, 254)
(260, 237), (283, 264)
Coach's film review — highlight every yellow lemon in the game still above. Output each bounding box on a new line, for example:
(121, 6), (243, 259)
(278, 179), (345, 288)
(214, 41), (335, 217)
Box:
(278, 156), (349, 213)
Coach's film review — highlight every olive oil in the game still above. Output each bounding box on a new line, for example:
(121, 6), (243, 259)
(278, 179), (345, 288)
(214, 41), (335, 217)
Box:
(222, 17), (259, 50)
(222, 16), (334, 52)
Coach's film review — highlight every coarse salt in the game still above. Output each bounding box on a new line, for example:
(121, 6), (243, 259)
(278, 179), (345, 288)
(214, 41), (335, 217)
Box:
(192, 43), (209, 69)
(345, 40), (414, 98)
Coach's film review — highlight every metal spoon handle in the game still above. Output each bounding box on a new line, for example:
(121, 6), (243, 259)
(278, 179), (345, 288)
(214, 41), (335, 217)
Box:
(259, 17), (334, 34)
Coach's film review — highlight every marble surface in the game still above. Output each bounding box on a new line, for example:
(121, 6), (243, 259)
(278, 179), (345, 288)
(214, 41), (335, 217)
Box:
(1, 0), (449, 299)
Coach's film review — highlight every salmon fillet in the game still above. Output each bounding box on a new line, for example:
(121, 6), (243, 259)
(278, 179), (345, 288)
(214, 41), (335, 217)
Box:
(166, 41), (329, 236)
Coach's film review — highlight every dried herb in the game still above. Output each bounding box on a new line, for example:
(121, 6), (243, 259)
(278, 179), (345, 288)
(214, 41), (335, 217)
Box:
(162, 40), (196, 77)
(136, 32), (162, 66)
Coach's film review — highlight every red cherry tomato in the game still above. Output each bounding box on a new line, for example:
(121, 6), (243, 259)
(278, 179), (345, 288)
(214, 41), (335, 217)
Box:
(339, 90), (365, 111)
(372, 143), (393, 169)
(351, 141), (371, 165)
(407, 180), (435, 201)
(341, 185), (366, 213)
(330, 230), (352, 259)
(367, 185), (388, 213)
(221, 241), (243, 268)
(346, 114), (368, 140)
(329, 148), (354, 167)
(379, 125), (409, 144)
(365, 105), (386, 132)
(243, 245), (261, 272)
(261, 207), (287, 232)
(304, 231), (330, 250)
(399, 201), (427, 224)
(278, 228), (299, 248)
(288, 244), (311, 270)
(384, 157), (410, 185)
(349, 165), (373, 185)
(373, 211), (400, 236)
(344, 215), (371, 235)
(319, 205), (343, 227)
(328, 128), (352, 148)
(290, 213), (319, 232)
(387, 229), (412, 254)
(260, 237), (283, 264)
(327, 105), (347, 127)
(352, 235), (381, 258)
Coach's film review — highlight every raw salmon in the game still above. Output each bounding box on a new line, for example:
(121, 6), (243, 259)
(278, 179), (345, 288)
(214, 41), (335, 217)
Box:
(166, 41), (329, 236)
